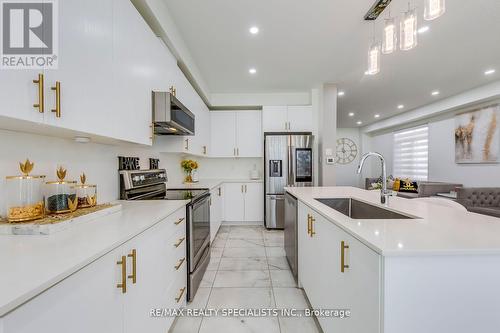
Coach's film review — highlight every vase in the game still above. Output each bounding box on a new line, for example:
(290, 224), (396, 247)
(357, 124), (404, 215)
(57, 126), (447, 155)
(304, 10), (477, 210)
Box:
(184, 171), (193, 183)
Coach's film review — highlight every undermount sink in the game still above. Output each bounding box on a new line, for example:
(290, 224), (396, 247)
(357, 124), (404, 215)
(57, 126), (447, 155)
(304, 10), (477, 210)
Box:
(315, 198), (415, 220)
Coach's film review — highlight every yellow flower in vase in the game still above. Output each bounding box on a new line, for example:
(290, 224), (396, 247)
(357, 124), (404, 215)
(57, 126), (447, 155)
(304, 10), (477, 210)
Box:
(181, 159), (199, 183)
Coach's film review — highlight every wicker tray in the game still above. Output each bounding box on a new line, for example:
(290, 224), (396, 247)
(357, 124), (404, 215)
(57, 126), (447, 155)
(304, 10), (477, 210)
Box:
(0, 203), (121, 235)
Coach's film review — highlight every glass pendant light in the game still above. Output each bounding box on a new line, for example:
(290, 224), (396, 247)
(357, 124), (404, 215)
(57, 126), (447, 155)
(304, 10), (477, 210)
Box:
(424, 0), (445, 20)
(382, 17), (397, 54)
(400, 5), (418, 51)
(367, 42), (381, 75)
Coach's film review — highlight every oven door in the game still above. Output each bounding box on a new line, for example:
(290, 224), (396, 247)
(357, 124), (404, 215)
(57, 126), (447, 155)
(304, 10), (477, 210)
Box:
(188, 193), (211, 272)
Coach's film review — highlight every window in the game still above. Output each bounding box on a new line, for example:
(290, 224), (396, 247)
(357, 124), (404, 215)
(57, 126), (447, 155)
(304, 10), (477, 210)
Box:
(393, 125), (429, 181)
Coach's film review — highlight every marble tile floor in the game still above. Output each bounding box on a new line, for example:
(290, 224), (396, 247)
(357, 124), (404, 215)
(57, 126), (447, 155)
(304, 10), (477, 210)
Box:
(170, 226), (321, 333)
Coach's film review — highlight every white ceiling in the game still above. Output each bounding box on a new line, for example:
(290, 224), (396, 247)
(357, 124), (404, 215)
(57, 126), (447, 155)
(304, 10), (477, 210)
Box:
(163, 0), (500, 127)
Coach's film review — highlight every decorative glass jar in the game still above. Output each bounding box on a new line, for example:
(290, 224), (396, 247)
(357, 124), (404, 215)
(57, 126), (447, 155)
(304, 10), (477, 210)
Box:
(45, 167), (77, 214)
(74, 173), (97, 208)
(5, 160), (46, 222)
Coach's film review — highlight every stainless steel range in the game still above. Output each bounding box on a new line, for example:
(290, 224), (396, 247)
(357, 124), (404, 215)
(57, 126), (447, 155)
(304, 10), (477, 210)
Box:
(119, 169), (210, 302)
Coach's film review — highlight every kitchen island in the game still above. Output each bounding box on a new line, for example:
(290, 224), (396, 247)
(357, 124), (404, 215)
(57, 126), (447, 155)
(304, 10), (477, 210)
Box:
(286, 186), (500, 333)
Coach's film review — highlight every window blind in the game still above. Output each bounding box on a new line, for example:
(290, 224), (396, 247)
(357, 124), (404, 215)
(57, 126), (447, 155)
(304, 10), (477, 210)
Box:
(393, 125), (429, 181)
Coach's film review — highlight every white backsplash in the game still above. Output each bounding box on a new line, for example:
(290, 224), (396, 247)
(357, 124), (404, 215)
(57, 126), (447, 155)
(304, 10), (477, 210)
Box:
(0, 129), (263, 216)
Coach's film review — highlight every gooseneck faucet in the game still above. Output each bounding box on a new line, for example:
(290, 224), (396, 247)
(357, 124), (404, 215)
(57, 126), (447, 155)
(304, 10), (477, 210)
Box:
(357, 152), (390, 205)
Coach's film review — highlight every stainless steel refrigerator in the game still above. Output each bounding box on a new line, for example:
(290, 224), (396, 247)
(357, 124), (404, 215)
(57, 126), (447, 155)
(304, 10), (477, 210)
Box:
(264, 132), (314, 229)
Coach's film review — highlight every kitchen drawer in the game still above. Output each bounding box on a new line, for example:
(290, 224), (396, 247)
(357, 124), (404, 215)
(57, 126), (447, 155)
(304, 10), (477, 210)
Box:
(166, 262), (188, 309)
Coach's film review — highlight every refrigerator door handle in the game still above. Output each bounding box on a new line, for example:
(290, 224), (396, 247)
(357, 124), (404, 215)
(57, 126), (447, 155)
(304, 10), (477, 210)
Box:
(288, 144), (295, 187)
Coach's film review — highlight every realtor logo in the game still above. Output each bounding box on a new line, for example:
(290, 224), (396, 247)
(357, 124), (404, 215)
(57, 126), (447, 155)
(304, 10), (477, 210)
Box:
(1, 0), (58, 69)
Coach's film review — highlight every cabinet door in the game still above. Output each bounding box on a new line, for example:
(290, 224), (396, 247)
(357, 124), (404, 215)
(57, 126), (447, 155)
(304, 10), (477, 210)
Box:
(298, 203), (381, 333)
(43, 0), (113, 135)
(236, 111), (263, 157)
(123, 211), (186, 333)
(210, 112), (237, 157)
(0, 69), (45, 124)
(262, 106), (287, 132)
(287, 106), (313, 132)
(223, 183), (245, 221)
(333, 229), (381, 333)
(1, 247), (124, 333)
(244, 183), (264, 222)
(111, 0), (156, 145)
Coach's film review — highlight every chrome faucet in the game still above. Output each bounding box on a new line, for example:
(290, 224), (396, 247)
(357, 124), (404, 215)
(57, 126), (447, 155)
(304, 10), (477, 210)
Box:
(357, 152), (390, 205)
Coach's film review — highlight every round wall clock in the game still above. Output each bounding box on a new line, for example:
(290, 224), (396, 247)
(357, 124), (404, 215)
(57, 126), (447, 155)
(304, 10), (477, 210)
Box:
(335, 138), (358, 164)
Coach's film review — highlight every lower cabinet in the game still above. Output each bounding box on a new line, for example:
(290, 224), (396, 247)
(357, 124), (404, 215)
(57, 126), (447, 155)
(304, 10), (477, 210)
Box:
(210, 185), (224, 242)
(1, 208), (187, 333)
(298, 202), (381, 333)
(223, 182), (264, 223)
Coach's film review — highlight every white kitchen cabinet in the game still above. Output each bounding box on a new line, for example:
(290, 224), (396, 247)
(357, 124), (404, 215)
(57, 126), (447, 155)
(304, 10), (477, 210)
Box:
(210, 112), (237, 157)
(262, 105), (313, 132)
(223, 183), (246, 222)
(210, 185), (224, 241)
(243, 183), (264, 222)
(1, 246), (124, 333)
(262, 106), (288, 132)
(223, 182), (264, 223)
(0, 70), (46, 124)
(43, 0), (113, 135)
(210, 111), (263, 158)
(287, 105), (313, 131)
(1, 208), (187, 333)
(298, 202), (381, 333)
(236, 111), (263, 157)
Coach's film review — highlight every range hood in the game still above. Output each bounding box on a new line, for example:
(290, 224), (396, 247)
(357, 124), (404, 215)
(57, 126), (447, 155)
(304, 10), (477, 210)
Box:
(152, 91), (195, 136)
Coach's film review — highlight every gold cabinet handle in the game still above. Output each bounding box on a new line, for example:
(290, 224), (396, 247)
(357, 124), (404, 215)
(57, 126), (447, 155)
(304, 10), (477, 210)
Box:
(127, 249), (137, 284)
(203, 145), (207, 155)
(218, 187), (221, 196)
(307, 214), (311, 236)
(245, 184), (247, 193)
(185, 139), (189, 151)
(174, 257), (185, 270)
(241, 185), (244, 193)
(174, 237), (185, 248)
(117, 255), (127, 293)
(51, 81), (61, 118)
(33, 73), (44, 113)
(175, 287), (186, 303)
(175, 217), (185, 225)
(150, 122), (155, 143)
(341, 241), (350, 273)
(310, 216), (316, 237)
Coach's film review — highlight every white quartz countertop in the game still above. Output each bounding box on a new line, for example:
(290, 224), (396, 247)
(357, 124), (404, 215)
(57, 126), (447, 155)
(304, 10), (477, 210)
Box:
(167, 178), (263, 190)
(0, 200), (188, 317)
(286, 186), (500, 256)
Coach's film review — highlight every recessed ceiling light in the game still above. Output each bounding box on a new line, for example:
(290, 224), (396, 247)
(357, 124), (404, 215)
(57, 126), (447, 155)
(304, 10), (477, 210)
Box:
(374, 114), (380, 118)
(431, 90), (440, 96)
(249, 26), (259, 35)
(356, 121), (363, 125)
(338, 91), (345, 97)
(397, 104), (405, 109)
(249, 68), (257, 74)
(485, 69), (496, 75)
(418, 26), (430, 34)
(348, 112), (355, 117)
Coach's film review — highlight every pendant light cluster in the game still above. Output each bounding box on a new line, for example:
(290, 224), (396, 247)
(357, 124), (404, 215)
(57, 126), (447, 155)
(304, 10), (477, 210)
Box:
(367, 0), (446, 75)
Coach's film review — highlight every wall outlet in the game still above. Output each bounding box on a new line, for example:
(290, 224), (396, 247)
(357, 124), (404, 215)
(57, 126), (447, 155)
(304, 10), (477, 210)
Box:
(326, 157), (335, 164)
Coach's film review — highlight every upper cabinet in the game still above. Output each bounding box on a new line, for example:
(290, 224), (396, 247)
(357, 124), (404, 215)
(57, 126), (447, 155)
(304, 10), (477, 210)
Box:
(210, 111), (263, 158)
(263, 105), (313, 132)
(0, 0), (196, 146)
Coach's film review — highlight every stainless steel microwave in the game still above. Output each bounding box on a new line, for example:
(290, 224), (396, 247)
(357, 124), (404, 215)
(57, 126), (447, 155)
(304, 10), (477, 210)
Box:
(152, 91), (195, 136)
